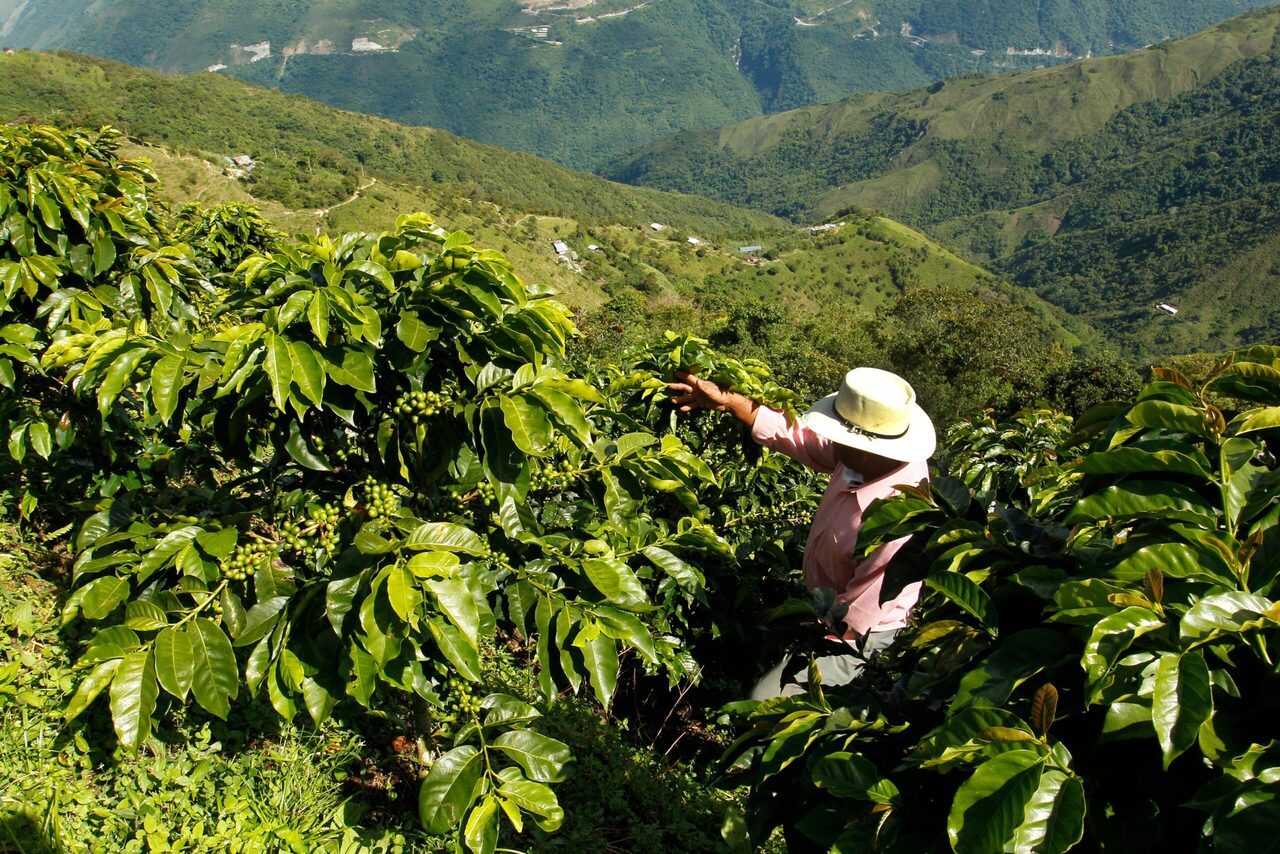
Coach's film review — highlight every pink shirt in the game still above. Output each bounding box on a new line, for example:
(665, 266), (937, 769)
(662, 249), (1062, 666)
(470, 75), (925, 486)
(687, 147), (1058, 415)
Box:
(751, 406), (929, 637)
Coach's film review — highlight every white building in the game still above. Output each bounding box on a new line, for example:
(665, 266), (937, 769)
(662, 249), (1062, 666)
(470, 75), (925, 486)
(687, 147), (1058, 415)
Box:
(352, 37), (386, 52)
(687, 236), (702, 246)
(1156, 303), (1180, 316)
(649, 222), (665, 231)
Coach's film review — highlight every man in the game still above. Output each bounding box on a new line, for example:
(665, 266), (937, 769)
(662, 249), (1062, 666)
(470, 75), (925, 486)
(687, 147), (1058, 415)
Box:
(668, 366), (934, 698)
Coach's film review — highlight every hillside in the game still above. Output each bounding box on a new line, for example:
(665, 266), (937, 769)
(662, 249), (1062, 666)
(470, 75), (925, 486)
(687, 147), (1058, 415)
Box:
(1, 0), (1272, 169)
(611, 7), (1280, 356)
(0, 51), (781, 239)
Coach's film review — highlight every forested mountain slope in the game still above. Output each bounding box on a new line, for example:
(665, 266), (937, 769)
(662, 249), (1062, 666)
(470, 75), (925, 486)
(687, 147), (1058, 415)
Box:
(611, 7), (1280, 357)
(1, 0), (1272, 169)
(0, 51), (779, 238)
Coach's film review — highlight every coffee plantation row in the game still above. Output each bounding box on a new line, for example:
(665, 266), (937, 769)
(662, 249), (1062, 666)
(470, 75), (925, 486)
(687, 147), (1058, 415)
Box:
(3, 124), (1278, 852)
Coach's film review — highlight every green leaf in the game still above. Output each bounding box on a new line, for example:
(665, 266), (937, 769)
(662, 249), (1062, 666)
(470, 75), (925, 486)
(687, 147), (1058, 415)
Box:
(396, 311), (438, 352)
(497, 777), (564, 833)
(1214, 793), (1280, 851)
(418, 745), (483, 835)
(492, 730), (572, 783)
(925, 572), (998, 633)
(952, 629), (1071, 712)
(463, 796), (498, 854)
(264, 332), (293, 411)
(27, 420), (51, 459)
(79, 576), (131, 620)
(189, 618), (238, 719)
(1109, 541), (1236, 586)
(1180, 592), (1275, 643)
(1083, 607), (1166, 702)
(387, 562), (423, 624)
(406, 522), (487, 555)
(1230, 407), (1280, 436)
(123, 600), (169, 631)
(109, 649), (159, 753)
(301, 676), (337, 725)
(232, 595), (290, 647)
(481, 694), (541, 728)
(346, 259), (394, 291)
(308, 289), (330, 343)
(1008, 770), (1086, 854)
(1079, 446), (1213, 480)
(499, 392), (553, 456)
(580, 634), (619, 708)
(1153, 649), (1212, 768)
(947, 749), (1045, 854)
(528, 386), (591, 446)
(285, 420), (331, 471)
(595, 606), (658, 665)
(65, 658), (121, 722)
(910, 707), (1032, 768)
(1065, 481), (1216, 525)
(137, 526), (201, 582)
(1126, 400), (1211, 435)
(810, 751), (899, 804)
(426, 577), (480, 649)
(95, 346), (147, 416)
(288, 340), (326, 408)
(428, 618), (482, 682)
(150, 354), (184, 423)
(642, 545), (704, 594)
(582, 557), (650, 611)
(153, 626), (194, 700)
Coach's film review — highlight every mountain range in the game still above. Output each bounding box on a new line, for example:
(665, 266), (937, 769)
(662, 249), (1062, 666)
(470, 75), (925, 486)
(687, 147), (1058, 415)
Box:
(612, 6), (1280, 356)
(1, 0), (1273, 169)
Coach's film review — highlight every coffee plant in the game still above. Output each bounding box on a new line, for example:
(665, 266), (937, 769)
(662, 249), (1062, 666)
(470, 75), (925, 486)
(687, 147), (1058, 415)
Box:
(1, 124), (833, 852)
(720, 351), (1280, 852)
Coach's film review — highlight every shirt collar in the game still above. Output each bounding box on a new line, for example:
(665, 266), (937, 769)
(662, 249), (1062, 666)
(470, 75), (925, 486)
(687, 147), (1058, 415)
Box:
(837, 459), (920, 500)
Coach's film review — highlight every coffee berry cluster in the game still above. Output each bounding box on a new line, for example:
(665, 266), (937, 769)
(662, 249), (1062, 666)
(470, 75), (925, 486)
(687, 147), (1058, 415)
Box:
(394, 388), (451, 423)
(279, 503), (342, 556)
(436, 676), (483, 734)
(364, 478), (399, 519)
(531, 458), (582, 493)
(475, 480), (496, 507)
(221, 540), (274, 582)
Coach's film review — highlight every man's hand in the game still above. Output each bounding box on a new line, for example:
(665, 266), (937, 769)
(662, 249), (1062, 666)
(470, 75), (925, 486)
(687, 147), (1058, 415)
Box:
(667, 370), (760, 426)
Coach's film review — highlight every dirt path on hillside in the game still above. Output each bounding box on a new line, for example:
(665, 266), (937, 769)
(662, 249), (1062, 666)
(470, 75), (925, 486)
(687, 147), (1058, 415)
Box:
(314, 178), (377, 217)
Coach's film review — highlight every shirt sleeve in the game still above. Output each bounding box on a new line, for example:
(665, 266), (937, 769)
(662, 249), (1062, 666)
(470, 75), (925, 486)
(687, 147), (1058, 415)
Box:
(750, 406), (841, 474)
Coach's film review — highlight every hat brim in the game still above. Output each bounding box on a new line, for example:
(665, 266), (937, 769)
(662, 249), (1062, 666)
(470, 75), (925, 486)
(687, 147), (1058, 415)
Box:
(801, 393), (936, 462)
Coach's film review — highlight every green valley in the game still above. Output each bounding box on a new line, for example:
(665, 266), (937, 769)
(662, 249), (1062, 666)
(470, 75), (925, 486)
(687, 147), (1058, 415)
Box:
(612, 6), (1280, 357)
(1, 0), (1273, 168)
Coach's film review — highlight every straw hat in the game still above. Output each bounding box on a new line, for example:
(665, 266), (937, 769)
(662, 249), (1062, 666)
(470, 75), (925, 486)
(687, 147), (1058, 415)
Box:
(801, 368), (936, 462)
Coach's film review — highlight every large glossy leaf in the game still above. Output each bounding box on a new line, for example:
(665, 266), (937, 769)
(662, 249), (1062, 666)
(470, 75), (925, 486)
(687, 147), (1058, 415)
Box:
(499, 392), (553, 456)
(137, 526), (201, 582)
(1125, 400), (1211, 435)
(418, 745), (484, 835)
(580, 634), (619, 708)
(1153, 649), (1212, 768)
(406, 522), (487, 555)
(153, 626), (194, 699)
(911, 707), (1033, 768)
(387, 562), (423, 624)
(463, 796), (498, 854)
(1180, 591), (1275, 643)
(232, 595), (290, 647)
(492, 730), (572, 783)
(1078, 446), (1212, 480)
(1213, 792), (1280, 852)
(497, 776), (564, 833)
(150, 354), (184, 423)
(1065, 481), (1216, 525)
(1007, 770), (1086, 854)
(64, 658), (121, 722)
(428, 618), (482, 681)
(79, 576), (131, 620)
(951, 629), (1071, 712)
(582, 557), (650, 611)
(947, 749), (1044, 854)
(189, 618), (238, 719)
(263, 332), (293, 411)
(1082, 607), (1166, 701)
(1109, 541), (1236, 586)
(109, 649), (158, 753)
(809, 751), (899, 804)
(427, 577), (480, 649)
(925, 572), (998, 634)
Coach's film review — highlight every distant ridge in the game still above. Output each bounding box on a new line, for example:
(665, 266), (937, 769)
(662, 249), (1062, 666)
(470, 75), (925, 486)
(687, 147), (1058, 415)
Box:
(610, 7), (1280, 357)
(0, 50), (780, 238)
